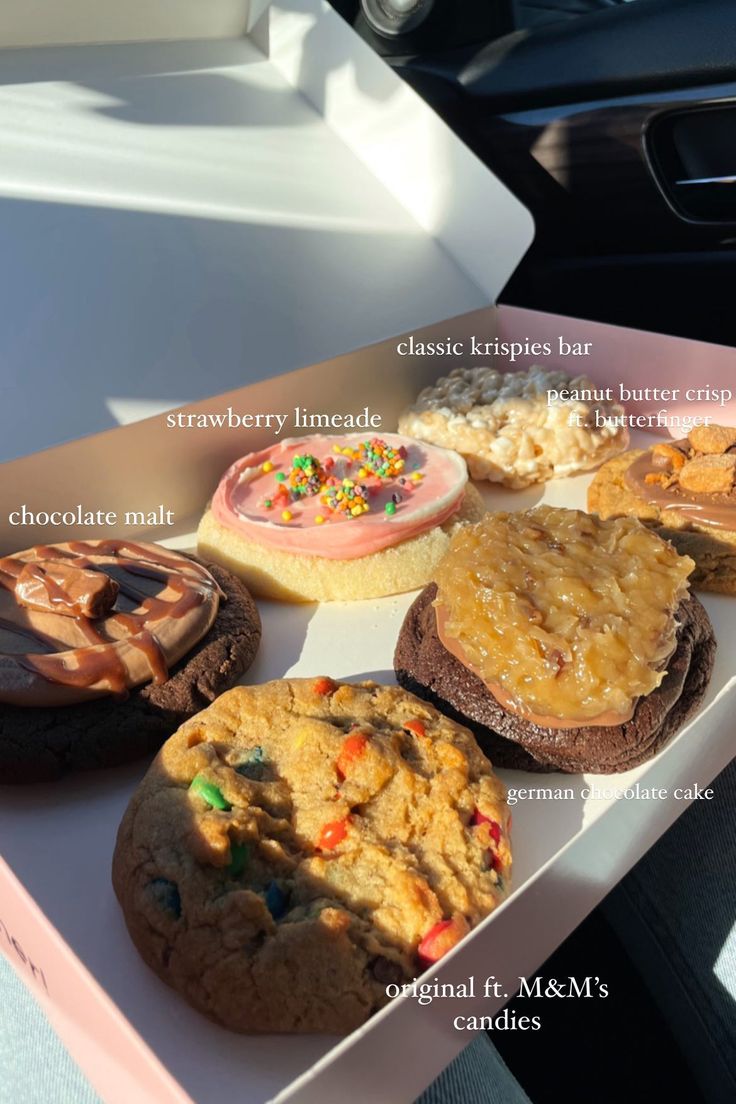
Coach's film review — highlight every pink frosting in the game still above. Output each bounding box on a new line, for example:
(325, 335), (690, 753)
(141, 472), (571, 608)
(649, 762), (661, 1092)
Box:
(210, 434), (468, 559)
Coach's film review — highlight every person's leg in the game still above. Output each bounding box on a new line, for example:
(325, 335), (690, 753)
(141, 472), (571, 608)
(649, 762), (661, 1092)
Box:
(603, 758), (736, 1104)
(416, 1033), (531, 1104)
(515, 0), (631, 31)
(0, 955), (100, 1104)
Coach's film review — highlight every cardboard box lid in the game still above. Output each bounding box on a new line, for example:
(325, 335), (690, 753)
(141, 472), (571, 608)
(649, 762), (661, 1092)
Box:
(0, 0), (533, 463)
(0, 1), (262, 47)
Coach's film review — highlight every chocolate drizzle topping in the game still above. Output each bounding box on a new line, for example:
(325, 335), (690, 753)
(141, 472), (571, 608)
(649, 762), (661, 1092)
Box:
(0, 541), (222, 704)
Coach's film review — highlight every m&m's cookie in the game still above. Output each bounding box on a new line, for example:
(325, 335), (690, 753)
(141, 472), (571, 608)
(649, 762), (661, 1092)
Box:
(197, 434), (484, 601)
(112, 678), (511, 1033)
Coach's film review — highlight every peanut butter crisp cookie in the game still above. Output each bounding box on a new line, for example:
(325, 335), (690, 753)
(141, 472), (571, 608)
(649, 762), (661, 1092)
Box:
(112, 678), (511, 1034)
(398, 365), (628, 489)
(0, 540), (261, 783)
(394, 507), (716, 774)
(588, 424), (736, 594)
(197, 433), (484, 602)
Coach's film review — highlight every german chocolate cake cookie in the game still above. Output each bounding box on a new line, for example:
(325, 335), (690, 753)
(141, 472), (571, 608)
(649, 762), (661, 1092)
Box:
(0, 540), (261, 782)
(197, 434), (483, 602)
(112, 678), (511, 1034)
(588, 424), (736, 594)
(395, 507), (716, 773)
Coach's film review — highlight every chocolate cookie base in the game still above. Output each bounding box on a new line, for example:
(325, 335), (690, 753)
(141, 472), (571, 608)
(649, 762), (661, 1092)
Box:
(394, 584), (716, 774)
(0, 563), (261, 784)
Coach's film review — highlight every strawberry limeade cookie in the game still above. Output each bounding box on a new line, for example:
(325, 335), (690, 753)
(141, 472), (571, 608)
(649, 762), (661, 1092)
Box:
(197, 434), (483, 601)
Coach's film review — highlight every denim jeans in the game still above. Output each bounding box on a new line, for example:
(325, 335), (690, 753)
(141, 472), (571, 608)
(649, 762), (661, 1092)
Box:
(415, 1034), (531, 1104)
(602, 758), (736, 1104)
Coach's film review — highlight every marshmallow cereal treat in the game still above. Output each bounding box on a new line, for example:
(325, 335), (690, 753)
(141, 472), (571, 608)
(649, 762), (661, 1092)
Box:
(398, 365), (629, 489)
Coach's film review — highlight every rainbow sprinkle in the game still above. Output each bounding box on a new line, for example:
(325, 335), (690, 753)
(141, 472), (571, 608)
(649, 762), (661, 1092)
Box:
(256, 439), (426, 526)
(321, 477), (370, 518)
(288, 455), (326, 498)
(358, 438), (406, 479)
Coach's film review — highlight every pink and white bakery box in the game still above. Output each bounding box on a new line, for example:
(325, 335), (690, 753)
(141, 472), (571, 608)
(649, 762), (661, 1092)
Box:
(2, 305), (736, 1104)
(1, 5), (736, 1104)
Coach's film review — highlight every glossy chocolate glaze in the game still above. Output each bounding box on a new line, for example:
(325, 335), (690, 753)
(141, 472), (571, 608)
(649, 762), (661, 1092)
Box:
(0, 541), (221, 704)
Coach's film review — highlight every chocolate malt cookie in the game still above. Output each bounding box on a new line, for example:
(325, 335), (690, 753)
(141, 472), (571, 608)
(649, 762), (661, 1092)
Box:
(0, 542), (261, 783)
(395, 583), (716, 774)
(588, 427), (736, 595)
(394, 508), (716, 775)
(112, 678), (511, 1034)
